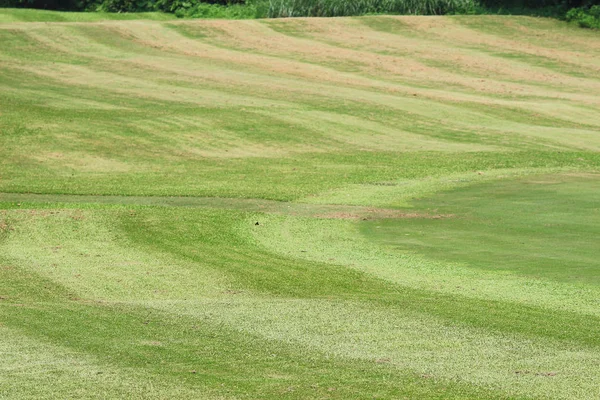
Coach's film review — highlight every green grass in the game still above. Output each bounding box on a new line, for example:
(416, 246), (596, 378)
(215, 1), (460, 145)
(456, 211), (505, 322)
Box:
(1, 11), (600, 399)
(363, 173), (600, 284)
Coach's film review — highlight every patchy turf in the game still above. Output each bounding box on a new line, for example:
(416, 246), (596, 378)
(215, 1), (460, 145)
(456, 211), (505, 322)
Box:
(1, 10), (600, 399)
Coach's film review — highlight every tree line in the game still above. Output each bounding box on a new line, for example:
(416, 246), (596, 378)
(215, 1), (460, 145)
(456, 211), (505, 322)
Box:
(0, 0), (599, 28)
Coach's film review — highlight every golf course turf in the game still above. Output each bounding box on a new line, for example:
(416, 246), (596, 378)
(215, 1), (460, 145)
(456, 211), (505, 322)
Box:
(1, 9), (600, 399)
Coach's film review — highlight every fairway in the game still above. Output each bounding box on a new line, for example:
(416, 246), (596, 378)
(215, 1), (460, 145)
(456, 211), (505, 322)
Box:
(1, 11), (600, 399)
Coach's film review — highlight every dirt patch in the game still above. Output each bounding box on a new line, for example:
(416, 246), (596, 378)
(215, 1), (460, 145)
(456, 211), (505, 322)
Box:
(313, 210), (454, 220)
(561, 172), (600, 178)
(515, 370), (558, 377)
(0, 220), (11, 231)
(140, 340), (164, 347)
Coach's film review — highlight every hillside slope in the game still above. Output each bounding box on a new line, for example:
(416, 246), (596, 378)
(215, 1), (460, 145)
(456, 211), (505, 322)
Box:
(1, 14), (600, 399)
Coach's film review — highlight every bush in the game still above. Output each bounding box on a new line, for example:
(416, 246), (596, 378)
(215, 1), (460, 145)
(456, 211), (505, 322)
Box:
(96, 0), (153, 12)
(164, 0), (267, 17)
(155, 0), (247, 12)
(93, 0), (253, 13)
(180, 1), (267, 17)
(565, 5), (600, 28)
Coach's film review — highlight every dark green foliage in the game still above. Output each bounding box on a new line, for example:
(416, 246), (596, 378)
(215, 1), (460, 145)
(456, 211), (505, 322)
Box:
(95, 0), (254, 12)
(155, 0), (245, 12)
(97, 0), (153, 11)
(2, 0), (600, 27)
(158, 0), (480, 17)
(0, 0), (479, 14)
(479, 0), (598, 9)
(172, 0), (268, 18)
(476, 0), (600, 19)
(566, 4), (600, 27)
(267, 0), (478, 17)
(4, 0), (97, 10)
(1, 0), (250, 11)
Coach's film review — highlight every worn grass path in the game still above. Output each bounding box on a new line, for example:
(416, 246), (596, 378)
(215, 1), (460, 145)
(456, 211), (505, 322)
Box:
(1, 10), (600, 399)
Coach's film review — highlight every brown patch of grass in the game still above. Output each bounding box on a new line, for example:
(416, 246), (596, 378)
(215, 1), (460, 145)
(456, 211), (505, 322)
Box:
(0, 220), (10, 232)
(140, 340), (164, 347)
(313, 210), (454, 220)
(399, 16), (600, 75)
(257, 18), (600, 100)
(32, 152), (134, 173)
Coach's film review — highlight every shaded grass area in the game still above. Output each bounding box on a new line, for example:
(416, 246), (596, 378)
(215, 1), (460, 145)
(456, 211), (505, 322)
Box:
(363, 174), (600, 284)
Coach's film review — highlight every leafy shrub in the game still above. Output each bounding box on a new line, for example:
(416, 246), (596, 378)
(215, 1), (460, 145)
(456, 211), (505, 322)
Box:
(180, 1), (267, 17)
(96, 0), (153, 12)
(565, 5), (600, 28)
(155, 0), (247, 12)
(167, 0), (267, 17)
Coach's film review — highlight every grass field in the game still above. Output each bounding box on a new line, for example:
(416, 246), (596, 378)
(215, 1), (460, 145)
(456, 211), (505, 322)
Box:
(1, 9), (600, 399)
